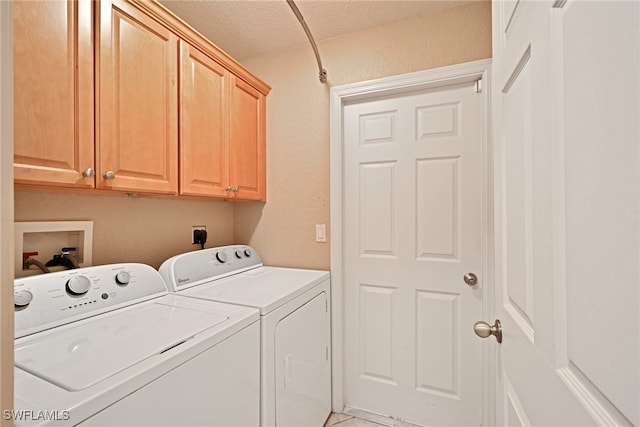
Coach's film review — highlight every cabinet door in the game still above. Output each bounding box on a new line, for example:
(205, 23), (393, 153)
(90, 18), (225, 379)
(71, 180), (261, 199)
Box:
(13, 0), (94, 188)
(97, 0), (178, 194)
(179, 41), (229, 198)
(229, 76), (266, 201)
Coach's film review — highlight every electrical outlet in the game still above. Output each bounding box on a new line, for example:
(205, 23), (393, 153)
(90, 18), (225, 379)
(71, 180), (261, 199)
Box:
(191, 225), (206, 244)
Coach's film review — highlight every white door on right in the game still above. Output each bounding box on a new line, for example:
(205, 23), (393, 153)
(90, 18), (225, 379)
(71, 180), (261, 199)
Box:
(492, 1), (639, 426)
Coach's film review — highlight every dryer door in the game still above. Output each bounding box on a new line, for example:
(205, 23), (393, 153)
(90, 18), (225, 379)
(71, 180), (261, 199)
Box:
(275, 291), (331, 427)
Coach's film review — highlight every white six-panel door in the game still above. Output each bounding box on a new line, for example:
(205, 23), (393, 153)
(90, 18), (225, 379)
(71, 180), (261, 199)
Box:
(342, 81), (485, 426)
(492, 0), (639, 425)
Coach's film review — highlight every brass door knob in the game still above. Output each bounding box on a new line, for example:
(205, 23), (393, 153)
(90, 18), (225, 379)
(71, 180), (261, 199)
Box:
(473, 319), (502, 343)
(464, 272), (478, 286)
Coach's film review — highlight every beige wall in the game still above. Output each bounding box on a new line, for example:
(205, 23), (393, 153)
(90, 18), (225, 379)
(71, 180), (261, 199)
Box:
(234, 1), (492, 269)
(15, 191), (233, 269)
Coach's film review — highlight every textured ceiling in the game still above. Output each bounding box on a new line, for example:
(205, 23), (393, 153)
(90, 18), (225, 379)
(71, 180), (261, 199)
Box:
(159, 0), (476, 60)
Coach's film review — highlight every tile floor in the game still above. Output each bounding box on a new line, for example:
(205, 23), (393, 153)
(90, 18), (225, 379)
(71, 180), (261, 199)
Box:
(324, 412), (385, 427)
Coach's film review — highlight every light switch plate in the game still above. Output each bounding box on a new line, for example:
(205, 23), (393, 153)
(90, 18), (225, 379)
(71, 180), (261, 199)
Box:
(315, 224), (327, 243)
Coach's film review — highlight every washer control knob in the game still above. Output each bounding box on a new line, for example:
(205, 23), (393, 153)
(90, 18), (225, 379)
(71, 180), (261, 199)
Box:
(216, 251), (228, 263)
(235, 250), (244, 259)
(66, 276), (91, 295)
(244, 249), (252, 258)
(115, 271), (131, 285)
(14, 290), (33, 307)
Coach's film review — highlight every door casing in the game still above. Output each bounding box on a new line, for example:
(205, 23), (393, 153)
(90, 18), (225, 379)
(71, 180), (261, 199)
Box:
(0, 0), (15, 420)
(330, 59), (494, 425)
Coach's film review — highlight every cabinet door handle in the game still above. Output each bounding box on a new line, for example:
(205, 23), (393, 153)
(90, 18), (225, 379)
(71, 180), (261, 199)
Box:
(103, 170), (116, 180)
(82, 168), (95, 178)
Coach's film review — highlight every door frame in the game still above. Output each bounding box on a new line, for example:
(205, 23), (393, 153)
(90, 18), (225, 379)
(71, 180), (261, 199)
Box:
(0, 0), (14, 422)
(329, 59), (494, 425)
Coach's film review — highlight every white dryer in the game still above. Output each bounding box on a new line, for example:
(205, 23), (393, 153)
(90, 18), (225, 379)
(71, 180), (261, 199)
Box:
(159, 245), (331, 427)
(13, 263), (260, 427)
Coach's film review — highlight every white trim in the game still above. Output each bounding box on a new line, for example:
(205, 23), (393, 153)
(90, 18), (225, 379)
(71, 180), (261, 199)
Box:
(329, 59), (494, 423)
(556, 366), (632, 426)
(503, 372), (532, 427)
(343, 407), (423, 427)
(550, 2), (569, 370)
(331, 60), (489, 104)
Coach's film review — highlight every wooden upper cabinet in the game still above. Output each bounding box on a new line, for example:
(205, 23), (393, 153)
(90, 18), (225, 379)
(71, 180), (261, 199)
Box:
(179, 41), (229, 198)
(14, 0), (269, 199)
(13, 0), (94, 188)
(229, 76), (267, 201)
(180, 43), (267, 201)
(97, 0), (178, 194)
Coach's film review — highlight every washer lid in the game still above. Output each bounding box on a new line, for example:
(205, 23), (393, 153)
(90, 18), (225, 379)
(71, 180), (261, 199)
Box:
(14, 301), (227, 391)
(181, 267), (329, 315)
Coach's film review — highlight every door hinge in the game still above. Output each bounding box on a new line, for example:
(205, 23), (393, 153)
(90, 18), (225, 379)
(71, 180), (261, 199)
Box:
(475, 79), (483, 93)
(326, 346), (329, 360)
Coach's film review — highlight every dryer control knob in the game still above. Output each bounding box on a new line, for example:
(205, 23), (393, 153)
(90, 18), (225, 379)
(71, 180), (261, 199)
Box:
(235, 250), (244, 259)
(66, 276), (91, 295)
(244, 249), (252, 258)
(115, 271), (131, 285)
(14, 290), (33, 307)
(216, 251), (228, 263)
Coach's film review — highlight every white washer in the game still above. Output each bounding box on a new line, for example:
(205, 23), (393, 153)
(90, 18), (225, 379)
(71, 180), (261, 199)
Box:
(159, 245), (331, 427)
(13, 263), (260, 427)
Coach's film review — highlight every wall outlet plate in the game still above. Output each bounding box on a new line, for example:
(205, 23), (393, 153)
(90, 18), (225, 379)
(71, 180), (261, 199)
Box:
(191, 225), (206, 244)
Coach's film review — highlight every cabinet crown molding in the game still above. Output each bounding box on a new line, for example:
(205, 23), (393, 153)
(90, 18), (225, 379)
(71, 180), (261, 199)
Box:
(128, 0), (271, 96)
